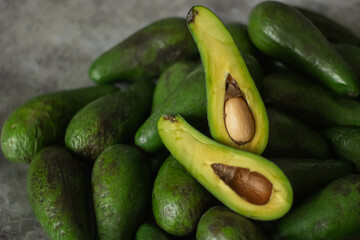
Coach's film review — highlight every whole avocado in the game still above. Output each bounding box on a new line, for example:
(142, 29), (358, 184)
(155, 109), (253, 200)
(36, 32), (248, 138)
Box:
(1, 84), (117, 163)
(92, 144), (152, 240)
(65, 80), (154, 161)
(248, 1), (359, 97)
(27, 146), (90, 240)
(89, 18), (198, 84)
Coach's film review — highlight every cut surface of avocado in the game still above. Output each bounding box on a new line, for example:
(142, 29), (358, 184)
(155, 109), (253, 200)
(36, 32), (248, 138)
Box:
(158, 114), (293, 220)
(187, 6), (268, 154)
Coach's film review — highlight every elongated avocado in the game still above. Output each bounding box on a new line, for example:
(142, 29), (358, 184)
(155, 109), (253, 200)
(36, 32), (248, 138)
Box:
(27, 146), (90, 239)
(271, 158), (355, 203)
(248, 1), (359, 97)
(152, 61), (197, 112)
(158, 115), (293, 220)
(264, 108), (330, 158)
(152, 155), (214, 236)
(89, 18), (198, 84)
(1, 85), (117, 163)
(135, 223), (170, 240)
(263, 71), (360, 127)
(272, 175), (360, 240)
(65, 80), (154, 161)
(197, 206), (267, 240)
(188, 6), (268, 154)
(296, 7), (360, 46)
(92, 144), (152, 240)
(334, 43), (360, 78)
(324, 126), (360, 172)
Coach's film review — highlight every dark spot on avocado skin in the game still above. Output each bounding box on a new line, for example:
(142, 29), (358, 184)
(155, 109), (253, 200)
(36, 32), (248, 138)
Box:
(187, 9), (198, 24)
(163, 115), (178, 122)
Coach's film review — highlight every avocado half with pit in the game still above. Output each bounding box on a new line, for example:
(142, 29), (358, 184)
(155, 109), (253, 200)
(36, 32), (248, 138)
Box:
(187, 6), (268, 154)
(158, 115), (293, 220)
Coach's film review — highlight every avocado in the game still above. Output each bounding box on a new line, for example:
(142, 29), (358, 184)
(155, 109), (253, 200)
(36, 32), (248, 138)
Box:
(334, 43), (360, 78)
(248, 1), (359, 97)
(92, 144), (152, 240)
(1, 85), (117, 163)
(225, 22), (260, 59)
(27, 146), (90, 239)
(272, 175), (360, 240)
(152, 61), (198, 112)
(324, 126), (360, 172)
(263, 71), (360, 127)
(296, 7), (360, 47)
(89, 18), (198, 84)
(152, 155), (214, 236)
(270, 158), (355, 203)
(65, 80), (154, 161)
(187, 6), (268, 154)
(197, 206), (267, 240)
(264, 108), (330, 158)
(158, 115), (293, 220)
(135, 223), (170, 240)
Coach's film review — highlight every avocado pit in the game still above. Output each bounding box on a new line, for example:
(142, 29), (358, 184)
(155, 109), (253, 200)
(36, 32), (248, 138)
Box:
(224, 74), (255, 145)
(211, 163), (273, 205)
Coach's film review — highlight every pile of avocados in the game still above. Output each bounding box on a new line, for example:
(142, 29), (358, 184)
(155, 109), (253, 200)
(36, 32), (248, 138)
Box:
(2, 2), (360, 240)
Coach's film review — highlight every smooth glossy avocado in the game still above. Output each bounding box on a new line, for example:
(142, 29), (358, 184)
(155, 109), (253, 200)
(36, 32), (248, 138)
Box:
(187, 6), (268, 154)
(158, 115), (293, 221)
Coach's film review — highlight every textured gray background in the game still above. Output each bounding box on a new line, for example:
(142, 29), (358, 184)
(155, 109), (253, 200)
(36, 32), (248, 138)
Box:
(1, 0), (359, 239)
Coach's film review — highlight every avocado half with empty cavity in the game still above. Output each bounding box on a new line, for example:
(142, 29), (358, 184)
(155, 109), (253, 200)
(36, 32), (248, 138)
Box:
(187, 6), (268, 154)
(158, 115), (293, 220)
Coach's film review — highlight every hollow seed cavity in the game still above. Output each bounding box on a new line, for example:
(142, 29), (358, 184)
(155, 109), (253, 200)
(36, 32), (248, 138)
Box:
(211, 163), (273, 205)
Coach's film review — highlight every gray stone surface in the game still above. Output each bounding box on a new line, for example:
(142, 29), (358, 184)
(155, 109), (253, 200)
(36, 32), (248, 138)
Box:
(0, 0), (359, 239)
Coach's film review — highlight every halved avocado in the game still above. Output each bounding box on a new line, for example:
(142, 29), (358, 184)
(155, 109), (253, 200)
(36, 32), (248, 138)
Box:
(158, 115), (293, 220)
(187, 6), (268, 154)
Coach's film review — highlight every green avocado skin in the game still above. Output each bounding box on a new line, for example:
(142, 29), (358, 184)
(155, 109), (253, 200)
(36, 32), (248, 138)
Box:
(270, 158), (355, 204)
(89, 18), (198, 84)
(334, 43), (360, 78)
(196, 206), (267, 240)
(263, 71), (360, 127)
(325, 126), (360, 172)
(152, 61), (197, 112)
(296, 7), (360, 47)
(152, 156), (214, 236)
(92, 144), (152, 240)
(135, 223), (170, 240)
(65, 80), (154, 161)
(225, 22), (260, 58)
(1, 85), (117, 163)
(27, 146), (90, 240)
(248, 1), (359, 97)
(264, 108), (330, 159)
(272, 175), (360, 240)
(135, 54), (263, 153)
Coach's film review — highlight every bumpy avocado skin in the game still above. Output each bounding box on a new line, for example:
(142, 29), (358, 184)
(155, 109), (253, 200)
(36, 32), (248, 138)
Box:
(1, 85), (117, 163)
(152, 61), (197, 112)
(248, 1), (359, 97)
(152, 156), (214, 236)
(273, 175), (360, 240)
(271, 158), (355, 203)
(65, 81), (153, 161)
(135, 223), (170, 240)
(263, 71), (360, 127)
(92, 144), (152, 240)
(325, 126), (360, 172)
(226, 22), (260, 58)
(135, 54), (263, 153)
(196, 206), (267, 240)
(89, 18), (198, 84)
(264, 108), (330, 158)
(296, 7), (360, 47)
(27, 146), (90, 240)
(334, 43), (360, 78)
